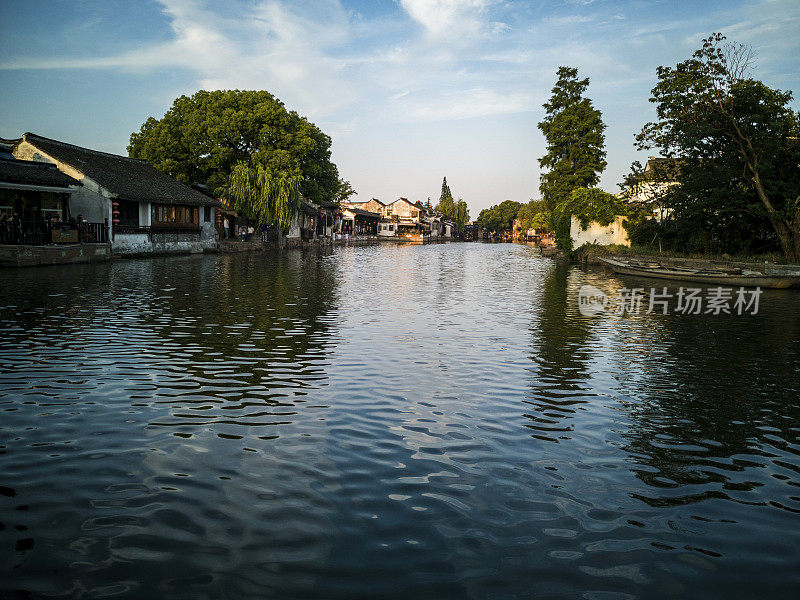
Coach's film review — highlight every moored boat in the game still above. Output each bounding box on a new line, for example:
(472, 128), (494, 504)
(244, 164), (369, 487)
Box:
(598, 256), (800, 289)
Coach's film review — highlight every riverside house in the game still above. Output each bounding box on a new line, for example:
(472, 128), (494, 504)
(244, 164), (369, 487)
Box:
(383, 197), (430, 240)
(1, 141), (85, 245)
(344, 197), (387, 214)
(340, 206), (380, 236)
(8, 133), (219, 255)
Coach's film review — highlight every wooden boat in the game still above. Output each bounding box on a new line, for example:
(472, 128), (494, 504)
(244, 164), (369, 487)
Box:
(598, 256), (800, 289)
(398, 232), (429, 244)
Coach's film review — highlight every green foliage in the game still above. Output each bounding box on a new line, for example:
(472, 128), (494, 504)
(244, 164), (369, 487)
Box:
(538, 67), (607, 213)
(436, 177), (455, 215)
(228, 163), (301, 230)
(635, 33), (800, 261)
(476, 200), (522, 232)
(454, 199), (470, 233)
(435, 177), (469, 233)
(335, 179), (357, 204)
(552, 188), (625, 252)
(516, 199), (549, 232)
(128, 90), (340, 215)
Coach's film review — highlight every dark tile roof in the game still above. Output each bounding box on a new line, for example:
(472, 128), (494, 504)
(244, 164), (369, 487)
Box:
(21, 133), (218, 206)
(644, 157), (684, 181)
(300, 201), (319, 216)
(344, 206), (381, 218)
(0, 156), (80, 189)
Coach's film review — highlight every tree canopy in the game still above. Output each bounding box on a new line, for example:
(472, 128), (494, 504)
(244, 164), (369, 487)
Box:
(128, 90), (340, 226)
(538, 67), (607, 213)
(228, 163), (301, 230)
(477, 200), (522, 232)
(453, 199), (470, 233)
(516, 199), (550, 232)
(335, 179), (357, 204)
(634, 33), (800, 261)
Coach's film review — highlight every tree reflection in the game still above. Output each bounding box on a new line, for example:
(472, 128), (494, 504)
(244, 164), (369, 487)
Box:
(102, 250), (341, 430)
(524, 261), (596, 442)
(607, 284), (800, 509)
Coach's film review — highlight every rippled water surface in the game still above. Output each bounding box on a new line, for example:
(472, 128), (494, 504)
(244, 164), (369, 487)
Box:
(2, 243), (799, 599)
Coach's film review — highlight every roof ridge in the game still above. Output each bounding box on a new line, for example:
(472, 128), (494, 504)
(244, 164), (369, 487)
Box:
(25, 132), (140, 162)
(0, 156), (61, 168)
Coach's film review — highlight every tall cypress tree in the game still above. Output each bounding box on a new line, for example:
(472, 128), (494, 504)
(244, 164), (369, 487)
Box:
(436, 176), (455, 215)
(538, 67), (607, 212)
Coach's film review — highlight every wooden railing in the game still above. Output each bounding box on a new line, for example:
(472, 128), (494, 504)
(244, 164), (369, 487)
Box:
(0, 221), (108, 245)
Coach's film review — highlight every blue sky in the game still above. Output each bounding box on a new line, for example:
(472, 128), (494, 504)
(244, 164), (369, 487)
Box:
(1, 0), (798, 215)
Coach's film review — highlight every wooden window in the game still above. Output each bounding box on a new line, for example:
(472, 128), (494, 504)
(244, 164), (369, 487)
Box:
(152, 204), (199, 226)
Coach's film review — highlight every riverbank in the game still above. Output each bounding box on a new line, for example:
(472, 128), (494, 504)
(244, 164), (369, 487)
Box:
(573, 243), (798, 267)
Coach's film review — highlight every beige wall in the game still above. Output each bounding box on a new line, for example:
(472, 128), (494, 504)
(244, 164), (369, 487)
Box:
(570, 215), (630, 248)
(386, 199), (421, 219)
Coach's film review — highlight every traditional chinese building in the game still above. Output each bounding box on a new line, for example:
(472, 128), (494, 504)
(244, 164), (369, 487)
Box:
(383, 198), (430, 240)
(340, 206), (380, 236)
(0, 141), (84, 245)
(8, 133), (219, 254)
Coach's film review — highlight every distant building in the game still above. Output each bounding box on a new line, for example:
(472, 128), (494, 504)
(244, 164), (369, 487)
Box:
(621, 156), (682, 222)
(342, 198), (386, 214)
(384, 197), (429, 237)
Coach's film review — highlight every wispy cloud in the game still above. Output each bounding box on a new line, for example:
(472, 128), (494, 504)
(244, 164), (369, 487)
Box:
(401, 88), (535, 121)
(398, 0), (499, 35)
(1, 0), (798, 208)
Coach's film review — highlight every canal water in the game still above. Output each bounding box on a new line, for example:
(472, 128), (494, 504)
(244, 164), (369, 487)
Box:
(1, 243), (799, 599)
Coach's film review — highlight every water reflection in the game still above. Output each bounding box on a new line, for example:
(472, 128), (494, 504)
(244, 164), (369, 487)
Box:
(525, 262), (595, 442)
(2, 244), (799, 598)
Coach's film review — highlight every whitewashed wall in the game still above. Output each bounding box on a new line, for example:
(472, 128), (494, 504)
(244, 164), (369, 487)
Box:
(570, 215), (630, 249)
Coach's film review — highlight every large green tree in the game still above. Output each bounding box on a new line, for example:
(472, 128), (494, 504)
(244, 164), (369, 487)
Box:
(635, 34), (800, 261)
(538, 67), (607, 213)
(477, 200), (522, 233)
(435, 177), (470, 233)
(128, 90), (340, 223)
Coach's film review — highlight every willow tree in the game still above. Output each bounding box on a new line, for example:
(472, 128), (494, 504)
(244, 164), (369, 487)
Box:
(228, 163), (302, 231)
(454, 199), (470, 233)
(538, 67), (607, 213)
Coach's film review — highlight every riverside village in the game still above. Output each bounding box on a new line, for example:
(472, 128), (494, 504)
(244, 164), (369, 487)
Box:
(2, 3), (800, 599)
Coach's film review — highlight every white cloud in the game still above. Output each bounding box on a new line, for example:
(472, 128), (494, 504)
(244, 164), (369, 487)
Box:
(402, 88), (535, 121)
(1, 0), (354, 118)
(399, 0), (498, 36)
